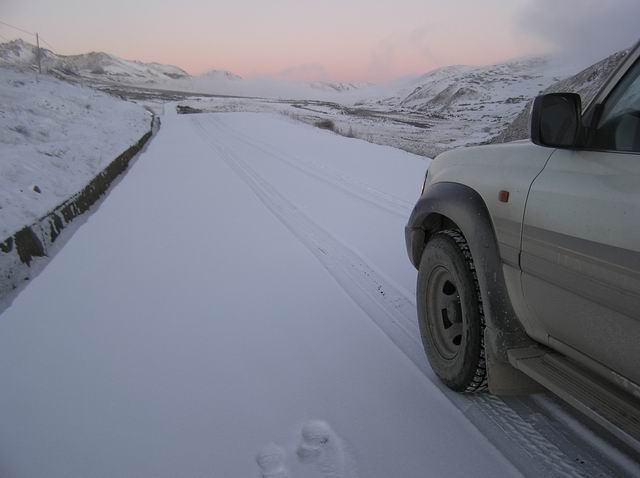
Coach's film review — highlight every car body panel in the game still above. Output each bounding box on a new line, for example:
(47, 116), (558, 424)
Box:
(426, 142), (553, 268)
(522, 147), (640, 385)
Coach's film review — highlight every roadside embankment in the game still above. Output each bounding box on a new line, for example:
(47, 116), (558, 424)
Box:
(0, 116), (157, 309)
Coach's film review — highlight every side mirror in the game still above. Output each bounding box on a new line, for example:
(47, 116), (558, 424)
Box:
(530, 93), (582, 148)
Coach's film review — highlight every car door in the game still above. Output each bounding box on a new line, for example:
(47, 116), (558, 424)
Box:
(521, 55), (640, 386)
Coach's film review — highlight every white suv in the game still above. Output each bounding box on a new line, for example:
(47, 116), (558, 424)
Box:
(405, 41), (640, 450)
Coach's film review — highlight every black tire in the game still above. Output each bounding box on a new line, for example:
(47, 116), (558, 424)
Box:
(417, 229), (487, 392)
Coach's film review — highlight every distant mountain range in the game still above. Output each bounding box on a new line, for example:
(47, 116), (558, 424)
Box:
(0, 39), (190, 83)
(198, 69), (243, 81)
(308, 80), (373, 93)
(0, 39), (370, 98)
(0, 38), (626, 142)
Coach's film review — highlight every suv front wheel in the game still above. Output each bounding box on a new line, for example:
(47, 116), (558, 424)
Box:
(417, 229), (487, 392)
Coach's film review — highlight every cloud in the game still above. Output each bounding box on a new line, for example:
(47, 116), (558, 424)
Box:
(366, 37), (398, 81)
(366, 25), (444, 82)
(277, 63), (328, 81)
(519, 0), (640, 65)
(408, 26), (445, 66)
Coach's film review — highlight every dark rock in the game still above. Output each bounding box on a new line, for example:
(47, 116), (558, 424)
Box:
(14, 227), (45, 266)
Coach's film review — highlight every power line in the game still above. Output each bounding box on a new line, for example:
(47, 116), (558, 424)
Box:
(39, 36), (55, 51)
(0, 19), (55, 52)
(0, 19), (34, 36)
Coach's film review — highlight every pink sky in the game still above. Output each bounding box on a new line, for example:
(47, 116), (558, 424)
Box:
(2, 0), (552, 82)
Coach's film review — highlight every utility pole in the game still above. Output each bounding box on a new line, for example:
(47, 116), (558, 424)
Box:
(35, 32), (42, 75)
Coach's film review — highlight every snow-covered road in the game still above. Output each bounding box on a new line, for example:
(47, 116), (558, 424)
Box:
(0, 109), (636, 477)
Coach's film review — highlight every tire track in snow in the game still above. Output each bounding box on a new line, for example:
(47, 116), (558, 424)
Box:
(192, 116), (426, 372)
(190, 115), (623, 478)
(202, 114), (413, 219)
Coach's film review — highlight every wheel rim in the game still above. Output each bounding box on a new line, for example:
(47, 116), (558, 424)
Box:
(427, 266), (464, 360)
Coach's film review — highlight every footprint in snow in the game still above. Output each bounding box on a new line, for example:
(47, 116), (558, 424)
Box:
(296, 420), (358, 478)
(256, 443), (290, 478)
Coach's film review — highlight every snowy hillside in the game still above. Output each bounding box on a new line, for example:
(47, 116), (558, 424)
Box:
(492, 49), (629, 143)
(0, 66), (151, 239)
(355, 57), (574, 110)
(354, 49), (628, 149)
(350, 57), (582, 142)
(0, 39), (189, 84)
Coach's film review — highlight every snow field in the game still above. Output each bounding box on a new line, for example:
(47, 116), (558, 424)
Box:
(191, 113), (631, 477)
(0, 109), (519, 477)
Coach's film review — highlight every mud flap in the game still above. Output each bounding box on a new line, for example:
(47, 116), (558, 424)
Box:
(485, 327), (544, 395)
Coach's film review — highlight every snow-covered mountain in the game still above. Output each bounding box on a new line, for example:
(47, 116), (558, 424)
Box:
(356, 56), (582, 117)
(197, 69), (242, 81)
(314, 56), (582, 156)
(0, 39), (190, 84)
(492, 49), (628, 143)
(308, 80), (373, 93)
